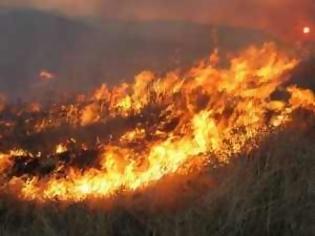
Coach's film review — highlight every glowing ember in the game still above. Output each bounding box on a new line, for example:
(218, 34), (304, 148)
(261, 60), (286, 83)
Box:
(303, 26), (311, 34)
(55, 144), (68, 154)
(39, 70), (55, 81)
(0, 43), (314, 204)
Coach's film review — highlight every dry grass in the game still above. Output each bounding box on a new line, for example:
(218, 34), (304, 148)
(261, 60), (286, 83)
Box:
(0, 124), (314, 236)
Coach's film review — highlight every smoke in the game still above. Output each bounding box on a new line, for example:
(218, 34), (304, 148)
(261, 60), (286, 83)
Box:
(0, 0), (314, 39)
(0, 0), (103, 16)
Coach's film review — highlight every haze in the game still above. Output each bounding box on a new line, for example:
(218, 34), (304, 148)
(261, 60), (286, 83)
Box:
(1, 0), (314, 39)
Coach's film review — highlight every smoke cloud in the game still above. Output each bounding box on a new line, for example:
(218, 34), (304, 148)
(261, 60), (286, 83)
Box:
(0, 0), (103, 16)
(0, 0), (314, 39)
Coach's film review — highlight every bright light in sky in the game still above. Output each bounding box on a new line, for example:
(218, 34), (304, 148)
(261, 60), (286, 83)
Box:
(303, 26), (311, 34)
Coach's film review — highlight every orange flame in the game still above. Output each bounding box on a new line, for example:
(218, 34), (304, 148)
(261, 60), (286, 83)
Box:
(0, 43), (314, 204)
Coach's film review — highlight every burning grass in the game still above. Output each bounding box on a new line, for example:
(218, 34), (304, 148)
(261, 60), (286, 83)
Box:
(0, 42), (314, 235)
(0, 122), (314, 235)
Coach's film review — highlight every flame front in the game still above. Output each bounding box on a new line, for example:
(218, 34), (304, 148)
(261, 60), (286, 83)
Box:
(0, 43), (314, 203)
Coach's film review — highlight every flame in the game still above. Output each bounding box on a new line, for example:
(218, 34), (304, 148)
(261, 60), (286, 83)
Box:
(0, 43), (314, 204)
(55, 144), (68, 154)
(303, 26), (311, 34)
(39, 70), (55, 81)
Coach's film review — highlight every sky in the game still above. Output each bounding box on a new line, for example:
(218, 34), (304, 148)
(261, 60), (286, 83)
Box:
(0, 0), (314, 39)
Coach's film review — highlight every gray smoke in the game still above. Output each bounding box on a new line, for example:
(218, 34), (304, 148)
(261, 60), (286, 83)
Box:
(0, 0), (314, 39)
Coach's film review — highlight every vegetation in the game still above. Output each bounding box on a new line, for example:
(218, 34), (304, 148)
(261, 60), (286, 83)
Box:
(0, 120), (313, 236)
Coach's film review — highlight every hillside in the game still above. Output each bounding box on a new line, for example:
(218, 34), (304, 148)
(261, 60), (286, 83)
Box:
(0, 9), (273, 100)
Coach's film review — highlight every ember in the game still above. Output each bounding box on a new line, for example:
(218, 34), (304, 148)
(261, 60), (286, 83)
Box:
(39, 70), (55, 81)
(303, 26), (311, 34)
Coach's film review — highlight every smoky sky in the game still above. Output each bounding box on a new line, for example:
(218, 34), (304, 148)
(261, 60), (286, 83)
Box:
(1, 0), (315, 38)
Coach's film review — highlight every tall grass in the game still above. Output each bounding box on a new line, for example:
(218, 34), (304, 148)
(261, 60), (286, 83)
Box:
(0, 124), (314, 236)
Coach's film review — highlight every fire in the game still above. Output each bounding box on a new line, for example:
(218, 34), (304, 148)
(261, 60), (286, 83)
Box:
(55, 144), (68, 154)
(39, 70), (55, 81)
(303, 26), (311, 35)
(0, 43), (314, 204)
